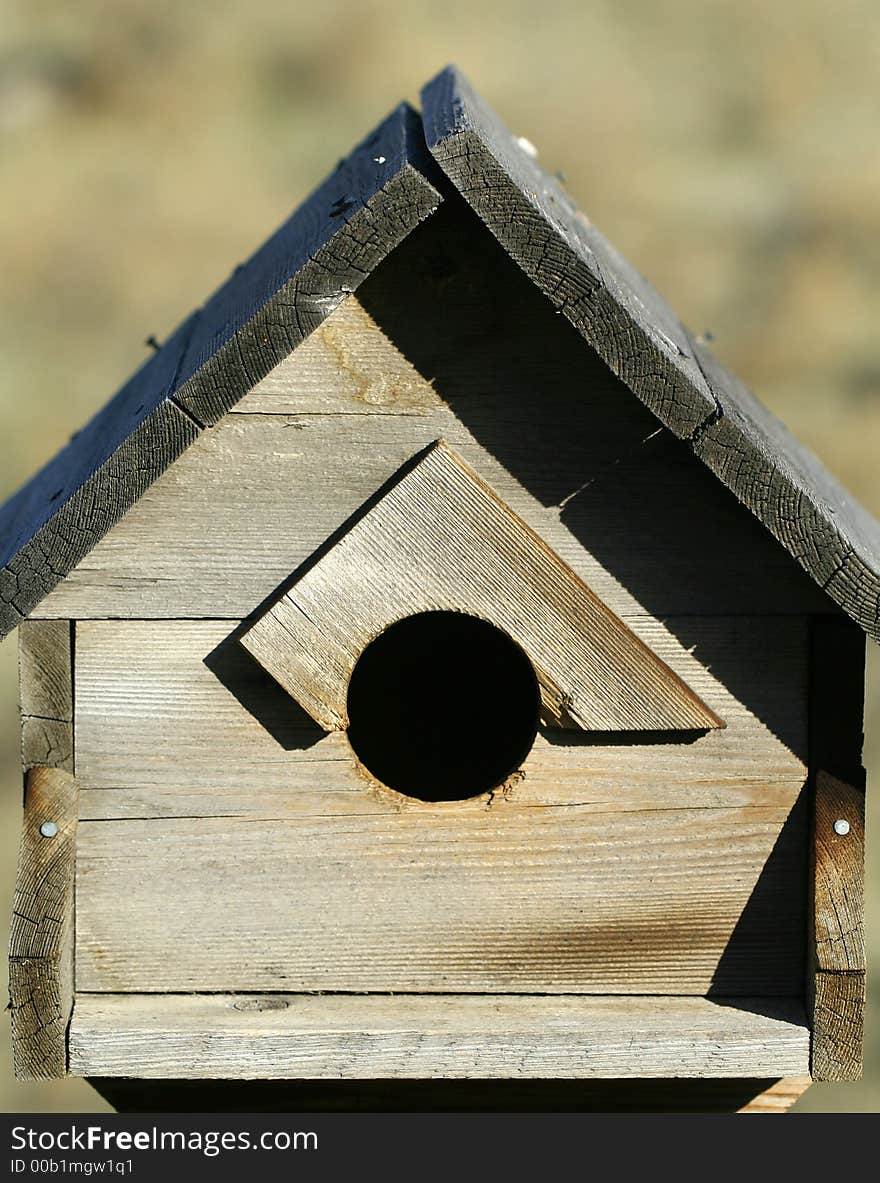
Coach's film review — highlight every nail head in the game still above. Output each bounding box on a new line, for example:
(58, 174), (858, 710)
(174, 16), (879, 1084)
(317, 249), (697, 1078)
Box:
(39, 821), (59, 839)
(833, 818), (850, 836)
(516, 135), (539, 158)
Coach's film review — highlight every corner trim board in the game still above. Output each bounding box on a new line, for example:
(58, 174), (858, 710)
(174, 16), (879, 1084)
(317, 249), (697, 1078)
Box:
(8, 766), (78, 1079)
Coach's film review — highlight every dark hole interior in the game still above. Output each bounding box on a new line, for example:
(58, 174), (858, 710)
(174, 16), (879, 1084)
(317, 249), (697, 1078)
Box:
(346, 612), (540, 802)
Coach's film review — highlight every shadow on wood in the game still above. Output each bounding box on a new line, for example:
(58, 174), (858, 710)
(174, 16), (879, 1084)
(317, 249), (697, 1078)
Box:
(708, 793), (808, 1003)
(87, 1076), (804, 1113)
(356, 198), (819, 761)
(204, 631), (325, 752)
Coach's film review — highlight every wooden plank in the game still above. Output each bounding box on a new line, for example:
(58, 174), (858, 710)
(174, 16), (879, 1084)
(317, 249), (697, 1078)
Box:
(19, 620), (73, 773)
(8, 767), (78, 1079)
(68, 994), (810, 1080)
(33, 249), (833, 624)
(19, 620), (73, 720)
(74, 617), (807, 806)
(0, 104), (442, 642)
(171, 103), (442, 427)
(420, 69), (714, 440)
(232, 274), (443, 416)
(809, 772), (865, 1081)
(737, 1077), (811, 1113)
(811, 972), (865, 1082)
(807, 616), (866, 1082)
(75, 614), (807, 995)
(813, 771), (865, 974)
(242, 442), (722, 733)
(691, 339), (880, 642)
(0, 321), (199, 638)
(420, 66), (880, 643)
(74, 805), (807, 995)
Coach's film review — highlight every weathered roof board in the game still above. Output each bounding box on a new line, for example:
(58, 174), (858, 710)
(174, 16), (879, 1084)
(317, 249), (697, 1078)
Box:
(420, 68), (880, 642)
(0, 103), (442, 636)
(2, 67), (879, 642)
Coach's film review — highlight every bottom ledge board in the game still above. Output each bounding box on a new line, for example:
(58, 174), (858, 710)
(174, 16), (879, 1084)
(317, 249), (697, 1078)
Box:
(69, 994), (810, 1080)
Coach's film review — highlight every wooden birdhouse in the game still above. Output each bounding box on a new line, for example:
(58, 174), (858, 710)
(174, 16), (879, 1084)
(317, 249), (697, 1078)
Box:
(3, 67), (873, 1112)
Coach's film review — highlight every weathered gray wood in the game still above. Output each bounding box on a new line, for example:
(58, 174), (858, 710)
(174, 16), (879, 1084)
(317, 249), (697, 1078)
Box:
(75, 804), (807, 995)
(811, 972), (865, 1082)
(19, 620), (72, 720)
(171, 103), (442, 427)
(806, 616), (866, 1081)
(3, 71), (878, 640)
(691, 341), (880, 643)
(813, 771), (865, 975)
(809, 771), (865, 1081)
(420, 71), (714, 440)
(231, 297), (444, 416)
(68, 994), (810, 1080)
(74, 616), (807, 804)
(8, 767), (78, 1079)
(0, 104), (442, 641)
(0, 322), (199, 638)
(31, 264), (833, 623)
(19, 620), (73, 773)
(20, 718), (73, 775)
(243, 442), (722, 733)
(420, 65), (880, 643)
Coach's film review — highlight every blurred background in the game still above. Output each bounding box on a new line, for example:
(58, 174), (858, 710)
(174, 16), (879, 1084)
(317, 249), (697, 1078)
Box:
(0, 0), (878, 1112)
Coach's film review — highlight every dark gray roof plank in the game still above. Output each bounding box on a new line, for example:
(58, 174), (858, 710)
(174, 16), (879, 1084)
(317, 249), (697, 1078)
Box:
(4, 70), (880, 643)
(0, 102), (443, 639)
(172, 102), (443, 425)
(0, 315), (199, 636)
(420, 66), (718, 442)
(690, 336), (880, 639)
(421, 65), (880, 641)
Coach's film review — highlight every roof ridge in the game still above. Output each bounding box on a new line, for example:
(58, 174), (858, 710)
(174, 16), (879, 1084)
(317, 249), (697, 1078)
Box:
(2, 69), (879, 641)
(0, 101), (443, 638)
(420, 65), (880, 641)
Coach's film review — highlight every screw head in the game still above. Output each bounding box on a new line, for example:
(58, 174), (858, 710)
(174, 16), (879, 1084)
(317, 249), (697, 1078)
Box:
(833, 818), (851, 837)
(39, 820), (59, 839)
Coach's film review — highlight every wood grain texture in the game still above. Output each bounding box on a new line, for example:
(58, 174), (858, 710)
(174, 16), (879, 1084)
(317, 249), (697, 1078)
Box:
(68, 994), (810, 1080)
(74, 616), (807, 805)
(19, 620), (73, 773)
(811, 972), (865, 1082)
(420, 65), (880, 642)
(231, 296), (443, 416)
(420, 70), (714, 440)
(32, 220), (833, 625)
(4, 70), (877, 639)
(691, 339), (880, 642)
(737, 1076), (811, 1112)
(0, 104), (442, 640)
(8, 767), (77, 1079)
(74, 805), (807, 995)
(813, 771), (865, 974)
(74, 608), (809, 1002)
(809, 771), (865, 1081)
(0, 323), (199, 638)
(242, 441), (722, 733)
(171, 103), (442, 427)
(807, 616), (866, 1081)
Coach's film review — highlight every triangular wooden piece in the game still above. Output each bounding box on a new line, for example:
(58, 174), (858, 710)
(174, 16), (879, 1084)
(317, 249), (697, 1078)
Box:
(241, 441), (724, 733)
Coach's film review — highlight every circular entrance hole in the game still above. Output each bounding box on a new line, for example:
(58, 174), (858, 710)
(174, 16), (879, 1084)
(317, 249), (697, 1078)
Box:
(346, 612), (540, 802)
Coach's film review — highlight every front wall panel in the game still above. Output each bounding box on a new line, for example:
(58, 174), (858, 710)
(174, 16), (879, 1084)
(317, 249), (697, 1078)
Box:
(74, 616), (808, 995)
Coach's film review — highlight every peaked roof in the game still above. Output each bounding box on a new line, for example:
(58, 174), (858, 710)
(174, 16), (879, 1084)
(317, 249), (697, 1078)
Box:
(2, 67), (879, 643)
